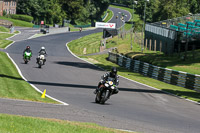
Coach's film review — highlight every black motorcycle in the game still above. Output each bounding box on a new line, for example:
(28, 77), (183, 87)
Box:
(95, 78), (116, 104)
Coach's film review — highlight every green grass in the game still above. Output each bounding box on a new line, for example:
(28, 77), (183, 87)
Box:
(67, 26), (200, 75)
(0, 52), (58, 104)
(68, 32), (200, 103)
(131, 50), (200, 75)
(80, 54), (200, 103)
(110, 5), (141, 31)
(0, 114), (130, 133)
(0, 16), (34, 27)
(0, 33), (13, 48)
(0, 26), (10, 32)
(68, 32), (102, 55)
(103, 32), (200, 75)
(103, 9), (114, 22)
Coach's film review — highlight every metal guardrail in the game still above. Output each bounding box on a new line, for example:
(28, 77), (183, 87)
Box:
(73, 24), (91, 28)
(108, 52), (200, 92)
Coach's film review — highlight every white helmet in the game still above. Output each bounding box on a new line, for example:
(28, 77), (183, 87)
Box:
(41, 47), (45, 50)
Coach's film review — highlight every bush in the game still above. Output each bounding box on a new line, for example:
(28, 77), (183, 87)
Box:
(10, 14), (33, 22)
(3, 10), (7, 16)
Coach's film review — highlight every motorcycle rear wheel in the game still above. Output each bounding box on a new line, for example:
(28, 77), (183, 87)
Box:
(38, 60), (43, 68)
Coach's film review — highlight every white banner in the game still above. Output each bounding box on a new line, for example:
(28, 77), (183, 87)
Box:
(95, 22), (116, 29)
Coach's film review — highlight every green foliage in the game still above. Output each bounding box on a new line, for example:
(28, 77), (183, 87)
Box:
(17, 0), (65, 25)
(0, 51), (58, 103)
(0, 16), (34, 27)
(0, 26), (10, 32)
(68, 32), (200, 102)
(16, 0), (109, 25)
(111, 0), (200, 22)
(10, 14), (33, 22)
(0, 114), (126, 133)
(68, 32), (102, 55)
(3, 10), (7, 16)
(0, 33), (13, 48)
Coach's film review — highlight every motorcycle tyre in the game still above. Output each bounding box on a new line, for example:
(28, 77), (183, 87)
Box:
(24, 58), (28, 64)
(100, 89), (107, 104)
(38, 60), (43, 68)
(95, 94), (100, 103)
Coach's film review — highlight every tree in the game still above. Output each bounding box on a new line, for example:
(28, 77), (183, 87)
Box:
(17, 0), (64, 24)
(59, 0), (84, 24)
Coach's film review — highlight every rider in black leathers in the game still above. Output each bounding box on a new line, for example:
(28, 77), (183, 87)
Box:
(94, 67), (119, 95)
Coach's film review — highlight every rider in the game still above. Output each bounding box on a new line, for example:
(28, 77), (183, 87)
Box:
(79, 27), (82, 32)
(36, 46), (47, 65)
(94, 67), (119, 95)
(23, 46), (32, 59)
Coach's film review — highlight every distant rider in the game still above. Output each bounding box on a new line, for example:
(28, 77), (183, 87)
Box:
(36, 46), (47, 65)
(79, 27), (82, 32)
(94, 67), (119, 95)
(23, 46), (32, 59)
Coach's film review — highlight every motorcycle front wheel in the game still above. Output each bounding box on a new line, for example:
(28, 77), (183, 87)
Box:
(100, 89), (109, 104)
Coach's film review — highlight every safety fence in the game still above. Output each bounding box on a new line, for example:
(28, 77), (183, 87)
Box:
(108, 52), (200, 92)
(145, 24), (176, 40)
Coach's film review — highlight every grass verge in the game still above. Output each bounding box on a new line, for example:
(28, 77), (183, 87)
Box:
(0, 52), (58, 104)
(81, 54), (200, 103)
(0, 16), (33, 27)
(110, 5), (141, 31)
(0, 114), (131, 133)
(68, 33), (200, 103)
(0, 33), (13, 48)
(106, 34), (200, 75)
(68, 32), (102, 55)
(103, 9), (114, 22)
(0, 26), (10, 32)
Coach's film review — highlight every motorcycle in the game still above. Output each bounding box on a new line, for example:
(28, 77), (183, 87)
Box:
(79, 27), (82, 32)
(23, 51), (32, 64)
(37, 54), (45, 68)
(95, 78), (116, 104)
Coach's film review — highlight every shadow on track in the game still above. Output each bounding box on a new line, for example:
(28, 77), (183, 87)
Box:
(0, 74), (23, 80)
(28, 80), (164, 94)
(53, 61), (103, 71)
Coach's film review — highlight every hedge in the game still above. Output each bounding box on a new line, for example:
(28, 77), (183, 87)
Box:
(10, 14), (33, 22)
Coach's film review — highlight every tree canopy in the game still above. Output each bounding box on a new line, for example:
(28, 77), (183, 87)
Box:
(110, 0), (200, 22)
(17, 0), (109, 25)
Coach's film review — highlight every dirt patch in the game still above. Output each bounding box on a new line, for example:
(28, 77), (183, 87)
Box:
(87, 58), (99, 64)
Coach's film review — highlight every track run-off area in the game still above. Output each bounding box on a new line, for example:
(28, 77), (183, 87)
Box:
(1, 7), (200, 133)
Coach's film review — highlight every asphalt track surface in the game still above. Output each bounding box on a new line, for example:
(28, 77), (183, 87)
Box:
(1, 7), (200, 133)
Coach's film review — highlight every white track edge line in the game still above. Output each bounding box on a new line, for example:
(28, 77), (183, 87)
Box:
(4, 31), (68, 105)
(6, 52), (68, 106)
(66, 41), (137, 133)
(5, 30), (21, 49)
(66, 42), (200, 105)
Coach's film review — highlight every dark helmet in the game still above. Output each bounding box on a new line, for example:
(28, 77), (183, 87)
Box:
(110, 67), (117, 78)
(26, 46), (30, 49)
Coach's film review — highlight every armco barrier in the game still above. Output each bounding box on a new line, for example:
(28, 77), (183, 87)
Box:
(108, 52), (200, 92)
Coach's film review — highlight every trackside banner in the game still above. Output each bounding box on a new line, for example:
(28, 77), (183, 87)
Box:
(95, 22), (116, 29)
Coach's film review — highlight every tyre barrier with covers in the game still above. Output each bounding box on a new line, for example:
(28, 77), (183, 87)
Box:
(108, 52), (200, 92)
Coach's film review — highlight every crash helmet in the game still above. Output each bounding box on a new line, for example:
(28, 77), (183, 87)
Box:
(41, 46), (45, 50)
(110, 67), (117, 78)
(26, 46), (30, 49)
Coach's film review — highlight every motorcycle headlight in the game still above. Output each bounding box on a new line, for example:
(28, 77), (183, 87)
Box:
(111, 86), (115, 89)
(108, 81), (113, 86)
(105, 83), (109, 87)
